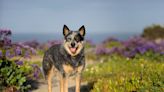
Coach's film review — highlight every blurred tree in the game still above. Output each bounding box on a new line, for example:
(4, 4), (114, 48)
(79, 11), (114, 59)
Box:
(142, 24), (164, 40)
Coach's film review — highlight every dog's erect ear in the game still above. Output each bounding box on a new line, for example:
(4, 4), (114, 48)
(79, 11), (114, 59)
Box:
(63, 25), (70, 36)
(79, 25), (85, 36)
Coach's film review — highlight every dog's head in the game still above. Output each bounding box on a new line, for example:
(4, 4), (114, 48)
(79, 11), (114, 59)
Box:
(63, 25), (85, 56)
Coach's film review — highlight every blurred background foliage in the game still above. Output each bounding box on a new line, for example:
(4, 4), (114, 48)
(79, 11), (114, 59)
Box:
(0, 24), (164, 92)
(142, 24), (164, 40)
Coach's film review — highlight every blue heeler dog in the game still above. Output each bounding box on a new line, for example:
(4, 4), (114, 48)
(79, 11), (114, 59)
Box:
(42, 25), (86, 92)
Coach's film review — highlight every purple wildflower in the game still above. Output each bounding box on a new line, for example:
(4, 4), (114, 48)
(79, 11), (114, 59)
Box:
(24, 50), (30, 58)
(136, 46), (147, 54)
(30, 47), (36, 55)
(32, 64), (41, 79)
(15, 47), (22, 55)
(95, 45), (120, 55)
(3, 37), (12, 46)
(123, 51), (130, 57)
(112, 47), (123, 54)
(0, 29), (12, 48)
(5, 50), (11, 58)
(95, 45), (107, 55)
(0, 50), (2, 58)
(0, 29), (11, 36)
(4, 30), (12, 36)
(33, 69), (40, 79)
(159, 40), (164, 47)
(23, 40), (40, 49)
(15, 60), (23, 65)
(123, 49), (137, 58)
(160, 52), (164, 55)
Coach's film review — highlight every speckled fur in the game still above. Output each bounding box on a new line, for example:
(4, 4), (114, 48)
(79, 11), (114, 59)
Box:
(42, 44), (85, 77)
(42, 25), (85, 92)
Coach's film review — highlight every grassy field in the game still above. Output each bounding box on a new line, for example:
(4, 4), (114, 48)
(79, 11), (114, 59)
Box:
(82, 55), (164, 92)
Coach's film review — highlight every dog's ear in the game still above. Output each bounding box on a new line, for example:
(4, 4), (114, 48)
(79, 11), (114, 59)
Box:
(79, 25), (85, 36)
(63, 25), (70, 36)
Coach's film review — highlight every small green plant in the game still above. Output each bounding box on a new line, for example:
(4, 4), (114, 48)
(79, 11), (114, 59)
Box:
(0, 59), (32, 91)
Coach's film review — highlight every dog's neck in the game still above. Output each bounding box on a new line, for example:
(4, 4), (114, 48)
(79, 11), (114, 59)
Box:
(59, 44), (84, 68)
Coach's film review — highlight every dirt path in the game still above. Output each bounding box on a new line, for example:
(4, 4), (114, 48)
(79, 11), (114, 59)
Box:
(30, 56), (93, 92)
(32, 78), (90, 92)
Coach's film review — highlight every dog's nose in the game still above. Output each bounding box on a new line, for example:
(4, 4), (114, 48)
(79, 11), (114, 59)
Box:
(71, 42), (75, 47)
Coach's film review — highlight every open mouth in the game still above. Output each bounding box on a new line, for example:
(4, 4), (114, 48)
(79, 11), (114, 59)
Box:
(69, 47), (78, 53)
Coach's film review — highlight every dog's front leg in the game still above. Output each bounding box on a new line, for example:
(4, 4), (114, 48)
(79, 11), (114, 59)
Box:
(60, 76), (64, 92)
(60, 75), (68, 92)
(64, 76), (68, 92)
(75, 74), (81, 92)
(47, 68), (53, 92)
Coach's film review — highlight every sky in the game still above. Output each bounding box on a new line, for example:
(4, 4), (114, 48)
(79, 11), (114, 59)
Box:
(0, 0), (164, 35)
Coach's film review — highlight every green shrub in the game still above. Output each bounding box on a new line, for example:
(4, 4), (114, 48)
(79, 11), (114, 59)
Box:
(0, 59), (32, 91)
(142, 24), (164, 39)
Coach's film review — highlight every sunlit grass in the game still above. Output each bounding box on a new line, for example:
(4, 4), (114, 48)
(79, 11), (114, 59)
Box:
(83, 56), (164, 92)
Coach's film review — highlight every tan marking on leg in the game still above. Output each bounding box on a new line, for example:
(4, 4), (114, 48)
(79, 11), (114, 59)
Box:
(63, 64), (74, 74)
(47, 67), (54, 92)
(64, 77), (68, 92)
(76, 74), (81, 92)
(75, 65), (84, 92)
(60, 75), (64, 92)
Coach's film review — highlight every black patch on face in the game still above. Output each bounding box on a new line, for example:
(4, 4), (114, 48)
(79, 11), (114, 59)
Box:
(74, 33), (84, 42)
(64, 31), (84, 42)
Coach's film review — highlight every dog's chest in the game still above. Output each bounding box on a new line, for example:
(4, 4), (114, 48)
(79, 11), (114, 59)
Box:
(63, 64), (83, 76)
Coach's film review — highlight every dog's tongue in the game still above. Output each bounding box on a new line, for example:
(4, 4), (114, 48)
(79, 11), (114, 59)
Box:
(70, 48), (76, 53)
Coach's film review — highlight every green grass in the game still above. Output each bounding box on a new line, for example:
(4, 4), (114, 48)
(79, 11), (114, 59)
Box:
(82, 56), (164, 92)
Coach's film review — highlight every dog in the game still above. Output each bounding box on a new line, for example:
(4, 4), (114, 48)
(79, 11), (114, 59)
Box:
(42, 25), (86, 92)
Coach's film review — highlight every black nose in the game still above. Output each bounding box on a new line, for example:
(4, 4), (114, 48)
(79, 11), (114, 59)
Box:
(71, 42), (75, 47)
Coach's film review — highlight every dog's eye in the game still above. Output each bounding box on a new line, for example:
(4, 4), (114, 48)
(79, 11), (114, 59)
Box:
(75, 36), (80, 42)
(67, 38), (71, 41)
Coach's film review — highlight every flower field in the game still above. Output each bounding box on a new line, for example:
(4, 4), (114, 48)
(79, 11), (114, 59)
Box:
(0, 28), (164, 92)
(83, 35), (164, 92)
